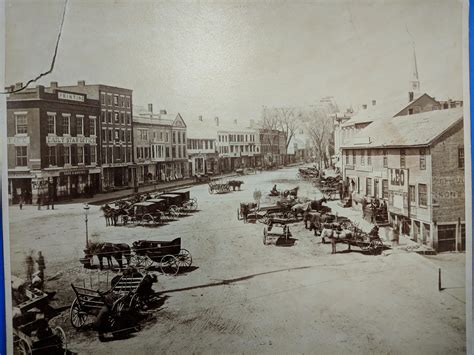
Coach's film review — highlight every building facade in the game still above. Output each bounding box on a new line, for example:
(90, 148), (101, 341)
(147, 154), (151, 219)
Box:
(216, 126), (260, 172)
(259, 129), (286, 167)
(341, 108), (465, 252)
(55, 81), (134, 190)
(186, 116), (218, 176)
(133, 106), (188, 184)
(6, 84), (101, 203)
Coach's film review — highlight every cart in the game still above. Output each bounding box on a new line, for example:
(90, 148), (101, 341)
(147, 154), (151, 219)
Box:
(131, 237), (192, 275)
(13, 319), (67, 355)
(208, 181), (231, 194)
(263, 225), (296, 246)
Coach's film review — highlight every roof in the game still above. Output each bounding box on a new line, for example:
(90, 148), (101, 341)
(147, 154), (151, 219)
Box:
(341, 107), (463, 149)
(341, 94), (424, 127)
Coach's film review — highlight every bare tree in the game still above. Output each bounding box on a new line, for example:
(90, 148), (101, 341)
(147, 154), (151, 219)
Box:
(302, 107), (334, 168)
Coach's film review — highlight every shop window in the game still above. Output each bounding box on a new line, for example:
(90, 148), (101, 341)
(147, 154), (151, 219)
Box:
(63, 146), (71, 165)
(382, 179), (388, 199)
(77, 146), (84, 164)
(366, 177), (372, 196)
(458, 147), (464, 169)
(400, 149), (406, 168)
(90, 117), (96, 136)
(76, 116), (84, 135)
(90, 146), (96, 164)
(47, 114), (56, 135)
(15, 114), (28, 134)
(62, 115), (70, 135)
(419, 149), (426, 170)
(16, 146), (28, 166)
(47, 146), (57, 166)
(409, 185), (416, 204)
(418, 184), (427, 207)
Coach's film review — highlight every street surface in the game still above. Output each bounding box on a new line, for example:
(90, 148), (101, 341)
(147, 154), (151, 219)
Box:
(8, 167), (466, 354)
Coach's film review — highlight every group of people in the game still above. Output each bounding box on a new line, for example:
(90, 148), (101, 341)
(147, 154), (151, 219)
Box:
(362, 197), (388, 223)
(25, 250), (46, 290)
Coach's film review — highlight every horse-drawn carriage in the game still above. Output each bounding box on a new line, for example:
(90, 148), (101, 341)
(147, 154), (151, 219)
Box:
(208, 180), (231, 194)
(131, 237), (192, 275)
(81, 242), (131, 270)
(160, 191), (198, 216)
(228, 180), (244, 191)
(297, 167), (320, 180)
(237, 199), (297, 224)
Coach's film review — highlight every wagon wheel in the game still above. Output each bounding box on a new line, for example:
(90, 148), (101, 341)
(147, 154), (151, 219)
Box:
(142, 214), (154, 225)
(369, 238), (384, 255)
(340, 220), (353, 230)
(54, 326), (68, 353)
(186, 199), (198, 211)
(160, 255), (179, 275)
(15, 337), (31, 355)
(208, 185), (214, 194)
(129, 293), (145, 311)
(356, 237), (370, 251)
(121, 215), (129, 226)
(142, 255), (154, 268)
(70, 298), (88, 329)
(169, 205), (179, 217)
(263, 227), (268, 245)
(108, 299), (126, 330)
(259, 215), (270, 225)
(176, 249), (193, 270)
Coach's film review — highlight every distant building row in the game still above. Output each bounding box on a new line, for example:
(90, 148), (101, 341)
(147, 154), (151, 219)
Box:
(5, 81), (288, 204)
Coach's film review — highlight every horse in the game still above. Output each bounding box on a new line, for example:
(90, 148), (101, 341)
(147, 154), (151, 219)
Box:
(320, 227), (352, 253)
(229, 180), (244, 191)
(100, 205), (115, 226)
(240, 202), (257, 222)
(310, 197), (328, 211)
(291, 202), (310, 219)
(87, 242), (131, 270)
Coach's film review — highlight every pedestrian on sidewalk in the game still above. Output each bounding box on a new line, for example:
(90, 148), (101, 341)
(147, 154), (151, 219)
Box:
(25, 251), (34, 284)
(37, 196), (42, 210)
(37, 251), (46, 281)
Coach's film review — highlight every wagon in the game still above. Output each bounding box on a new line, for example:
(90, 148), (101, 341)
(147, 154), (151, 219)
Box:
(13, 319), (67, 355)
(124, 200), (168, 225)
(69, 283), (139, 335)
(208, 181), (231, 194)
(322, 224), (386, 255)
(160, 191), (198, 215)
(263, 225), (296, 246)
(131, 237), (192, 276)
(168, 191), (198, 211)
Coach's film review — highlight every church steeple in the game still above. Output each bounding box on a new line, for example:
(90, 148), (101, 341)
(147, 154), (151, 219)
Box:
(409, 45), (420, 96)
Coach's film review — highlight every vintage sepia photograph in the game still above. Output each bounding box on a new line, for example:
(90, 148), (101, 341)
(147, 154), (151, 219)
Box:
(2, 0), (471, 354)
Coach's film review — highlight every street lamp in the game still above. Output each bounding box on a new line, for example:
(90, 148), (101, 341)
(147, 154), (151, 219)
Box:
(83, 203), (90, 248)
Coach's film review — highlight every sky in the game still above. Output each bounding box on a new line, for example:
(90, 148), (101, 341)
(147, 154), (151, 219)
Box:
(5, 0), (465, 125)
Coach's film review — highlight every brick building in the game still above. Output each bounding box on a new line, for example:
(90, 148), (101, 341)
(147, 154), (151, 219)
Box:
(6, 84), (100, 203)
(341, 107), (465, 252)
(259, 129), (286, 167)
(133, 105), (188, 184)
(56, 81), (134, 190)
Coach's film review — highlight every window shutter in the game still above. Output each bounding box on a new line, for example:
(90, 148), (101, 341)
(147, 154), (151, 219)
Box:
(71, 145), (77, 166)
(58, 145), (64, 167)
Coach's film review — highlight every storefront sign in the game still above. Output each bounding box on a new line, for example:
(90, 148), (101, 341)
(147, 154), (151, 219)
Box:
(46, 136), (96, 144)
(58, 91), (85, 102)
(7, 136), (30, 145)
(60, 169), (88, 176)
(388, 168), (408, 192)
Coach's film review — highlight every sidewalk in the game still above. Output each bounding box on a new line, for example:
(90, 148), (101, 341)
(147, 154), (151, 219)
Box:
(58, 172), (239, 206)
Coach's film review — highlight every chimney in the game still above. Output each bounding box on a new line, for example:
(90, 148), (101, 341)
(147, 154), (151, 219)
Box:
(160, 109), (167, 115)
(214, 116), (219, 126)
(36, 85), (45, 94)
(15, 82), (23, 91)
(50, 81), (58, 88)
(148, 103), (153, 113)
(362, 104), (367, 110)
(409, 91), (414, 102)
(77, 80), (85, 86)
(198, 115), (203, 121)
(372, 100), (376, 106)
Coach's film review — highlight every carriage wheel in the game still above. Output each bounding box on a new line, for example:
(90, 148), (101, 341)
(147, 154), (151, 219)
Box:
(160, 255), (179, 275)
(169, 205), (179, 217)
(356, 238), (369, 251)
(176, 249), (193, 270)
(208, 186), (213, 194)
(15, 337), (31, 355)
(142, 214), (154, 225)
(129, 293), (145, 311)
(54, 326), (68, 353)
(340, 220), (352, 230)
(109, 299), (126, 329)
(369, 238), (384, 254)
(70, 298), (88, 329)
(187, 199), (198, 210)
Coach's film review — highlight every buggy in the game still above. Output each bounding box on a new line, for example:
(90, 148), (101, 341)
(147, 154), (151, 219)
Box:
(131, 237), (192, 275)
(208, 180), (231, 194)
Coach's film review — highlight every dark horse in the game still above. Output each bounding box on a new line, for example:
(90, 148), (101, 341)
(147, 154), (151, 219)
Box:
(239, 202), (257, 222)
(310, 197), (328, 211)
(86, 242), (131, 270)
(229, 180), (244, 191)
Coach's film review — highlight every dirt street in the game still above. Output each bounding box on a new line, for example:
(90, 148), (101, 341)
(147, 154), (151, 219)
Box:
(8, 167), (466, 354)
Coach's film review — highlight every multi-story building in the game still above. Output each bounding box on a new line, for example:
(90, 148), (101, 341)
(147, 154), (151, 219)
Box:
(216, 120), (260, 172)
(55, 81), (134, 190)
(341, 107), (465, 252)
(6, 83), (100, 203)
(186, 116), (218, 176)
(133, 105), (188, 184)
(259, 129), (286, 167)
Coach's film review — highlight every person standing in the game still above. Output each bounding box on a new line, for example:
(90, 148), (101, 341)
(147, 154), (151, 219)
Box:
(37, 195), (42, 210)
(25, 252), (34, 283)
(37, 251), (46, 281)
